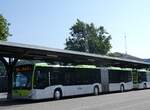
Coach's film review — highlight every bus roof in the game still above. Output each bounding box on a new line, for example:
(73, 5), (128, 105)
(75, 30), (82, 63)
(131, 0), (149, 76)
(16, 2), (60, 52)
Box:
(35, 63), (99, 69)
(75, 65), (96, 68)
(137, 69), (148, 72)
(34, 63), (134, 70)
(104, 67), (132, 71)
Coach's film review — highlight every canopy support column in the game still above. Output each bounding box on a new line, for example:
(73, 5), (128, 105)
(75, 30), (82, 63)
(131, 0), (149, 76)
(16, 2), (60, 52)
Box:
(7, 58), (18, 99)
(0, 57), (18, 99)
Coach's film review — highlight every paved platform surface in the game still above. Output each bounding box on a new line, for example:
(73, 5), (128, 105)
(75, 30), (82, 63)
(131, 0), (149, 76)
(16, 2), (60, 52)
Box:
(1, 90), (150, 110)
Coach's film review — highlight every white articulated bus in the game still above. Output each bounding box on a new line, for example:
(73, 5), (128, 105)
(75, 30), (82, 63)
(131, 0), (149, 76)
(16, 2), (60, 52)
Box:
(12, 63), (133, 100)
(12, 63), (101, 100)
(133, 69), (150, 89)
(101, 67), (133, 92)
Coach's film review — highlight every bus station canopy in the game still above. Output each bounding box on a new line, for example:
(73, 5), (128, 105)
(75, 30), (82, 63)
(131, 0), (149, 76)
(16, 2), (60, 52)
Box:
(0, 41), (150, 69)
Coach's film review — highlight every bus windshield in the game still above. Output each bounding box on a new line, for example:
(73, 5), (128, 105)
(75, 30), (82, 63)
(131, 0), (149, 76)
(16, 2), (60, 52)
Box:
(13, 65), (33, 89)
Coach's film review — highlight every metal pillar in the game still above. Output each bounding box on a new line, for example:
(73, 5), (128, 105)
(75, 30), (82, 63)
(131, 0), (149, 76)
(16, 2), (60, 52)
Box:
(7, 58), (18, 99)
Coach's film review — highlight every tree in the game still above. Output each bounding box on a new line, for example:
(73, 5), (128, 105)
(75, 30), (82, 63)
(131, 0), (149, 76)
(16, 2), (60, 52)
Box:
(0, 14), (11, 41)
(65, 19), (112, 55)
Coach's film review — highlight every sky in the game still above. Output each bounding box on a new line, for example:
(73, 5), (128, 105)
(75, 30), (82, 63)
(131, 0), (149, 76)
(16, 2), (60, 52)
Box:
(0, 0), (150, 58)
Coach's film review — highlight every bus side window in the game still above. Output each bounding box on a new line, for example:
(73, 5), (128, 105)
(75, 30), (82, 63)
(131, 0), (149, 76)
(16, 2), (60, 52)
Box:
(138, 73), (142, 83)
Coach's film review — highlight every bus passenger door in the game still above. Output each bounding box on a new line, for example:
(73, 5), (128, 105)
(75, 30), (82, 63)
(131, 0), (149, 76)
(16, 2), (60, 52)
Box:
(132, 70), (139, 89)
(101, 68), (109, 93)
(33, 67), (50, 99)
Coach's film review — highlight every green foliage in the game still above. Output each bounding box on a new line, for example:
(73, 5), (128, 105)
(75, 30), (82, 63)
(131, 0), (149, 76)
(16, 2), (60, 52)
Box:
(0, 14), (11, 41)
(65, 19), (112, 55)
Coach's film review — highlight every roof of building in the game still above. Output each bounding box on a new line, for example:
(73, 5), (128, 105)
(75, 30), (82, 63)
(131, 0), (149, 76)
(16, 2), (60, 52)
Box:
(0, 41), (149, 69)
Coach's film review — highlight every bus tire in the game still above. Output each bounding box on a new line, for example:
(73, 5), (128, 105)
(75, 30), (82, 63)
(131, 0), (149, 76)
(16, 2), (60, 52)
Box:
(120, 84), (124, 92)
(54, 89), (62, 100)
(93, 86), (99, 96)
(144, 83), (147, 89)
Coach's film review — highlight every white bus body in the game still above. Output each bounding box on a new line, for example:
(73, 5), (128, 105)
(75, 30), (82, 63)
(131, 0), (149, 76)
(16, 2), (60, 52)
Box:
(13, 63), (133, 100)
(101, 67), (133, 92)
(136, 70), (150, 89)
(13, 64), (102, 100)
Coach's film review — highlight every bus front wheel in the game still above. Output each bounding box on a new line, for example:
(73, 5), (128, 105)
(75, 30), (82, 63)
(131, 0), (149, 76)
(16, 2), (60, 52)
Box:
(120, 85), (125, 92)
(54, 89), (62, 100)
(144, 83), (147, 89)
(93, 86), (99, 95)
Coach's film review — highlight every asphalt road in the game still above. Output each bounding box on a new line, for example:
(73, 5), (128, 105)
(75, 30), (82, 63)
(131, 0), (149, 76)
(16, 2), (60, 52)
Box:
(1, 89), (150, 110)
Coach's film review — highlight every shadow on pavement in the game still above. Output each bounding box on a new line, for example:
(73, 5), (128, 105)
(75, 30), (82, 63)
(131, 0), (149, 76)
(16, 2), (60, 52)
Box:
(0, 89), (143, 107)
(0, 98), (53, 106)
(0, 94), (95, 107)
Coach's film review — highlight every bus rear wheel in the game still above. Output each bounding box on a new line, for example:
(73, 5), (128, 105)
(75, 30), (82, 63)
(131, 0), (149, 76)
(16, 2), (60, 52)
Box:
(54, 89), (62, 100)
(120, 85), (125, 92)
(144, 83), (147, 89)
(93, 86), (99, 95)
